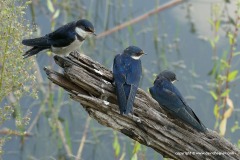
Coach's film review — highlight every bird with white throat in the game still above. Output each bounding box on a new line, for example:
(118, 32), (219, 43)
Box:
(22, 19), (96, 59)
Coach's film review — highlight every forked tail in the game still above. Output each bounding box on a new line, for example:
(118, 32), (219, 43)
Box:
(23, 47), (48, 59)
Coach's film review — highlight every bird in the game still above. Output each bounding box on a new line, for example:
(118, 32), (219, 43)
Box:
(149, 70), (207, 132)
(113, 46), (146, 114)
(22, 19), (96, 59)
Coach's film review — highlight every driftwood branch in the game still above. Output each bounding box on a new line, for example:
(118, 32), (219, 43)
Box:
(44, 52), (240, 160)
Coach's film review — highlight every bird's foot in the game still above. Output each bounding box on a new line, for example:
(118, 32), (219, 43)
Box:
(71, 51), (81, 61)
(77, 53), (81, 61)
(129, 113), (141, 123)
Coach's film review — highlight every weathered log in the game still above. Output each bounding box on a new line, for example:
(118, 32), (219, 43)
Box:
(44, 51), (240, 160)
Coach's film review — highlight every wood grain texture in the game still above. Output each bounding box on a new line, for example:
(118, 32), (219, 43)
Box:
(44, 51), (240, 160)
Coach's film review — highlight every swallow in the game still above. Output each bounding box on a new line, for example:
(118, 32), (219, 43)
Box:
(113, 46), (146, 114)
(22, 19), (96, 59)
(149, 70), (207, 132)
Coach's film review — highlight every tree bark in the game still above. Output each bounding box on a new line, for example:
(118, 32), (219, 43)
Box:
(44, 52), (240, 160)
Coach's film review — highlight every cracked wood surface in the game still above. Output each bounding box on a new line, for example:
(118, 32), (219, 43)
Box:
(44, 51), (240, 160)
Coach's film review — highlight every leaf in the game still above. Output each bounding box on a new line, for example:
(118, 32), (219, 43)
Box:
(231, 121), (240, 133)
(119, 153), (126, 160)
(153, 73), (157, 78)
(227, 70), (238, 82)
(214, 120), (219, 130)
(214, 35), (219, 43)
(64, 120), (72, 150)
(215, 20), (221, 32)
(220, 59), (229, 68)
(228, 32), (234, 45)
(47, 0), (55, 13)
(132, 141), (141, 154)
(209, 39), (215, 48)
(226, 96), (234, 109)
(113, 132), (120, 157)
(224, 96), (234, 119)
(131, 141), (141, 160)
(238, 140), (240, 149)
(219, 118), (227, 136)
(213, 104), (219, 118)
(131, 154), (137, 160)
(224, 107), (233, 119)
(26, 1), (32, 5)
(52, 9), (60, 20)
(208, 19), (214, 27)
(220, 89), (230, 97)
(209, 91), (218, 100)
(233, 52), (240, 56)
(219, 96), (234, 136)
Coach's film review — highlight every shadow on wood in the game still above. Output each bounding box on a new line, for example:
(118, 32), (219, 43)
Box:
(44, 51), (240, 160)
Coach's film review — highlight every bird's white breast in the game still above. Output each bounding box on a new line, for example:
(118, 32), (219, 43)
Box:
(51, 36), (83, 55)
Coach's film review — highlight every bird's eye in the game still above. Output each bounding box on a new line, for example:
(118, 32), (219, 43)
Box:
(82, 26), (88, 31)
(85, 27), (92, 32)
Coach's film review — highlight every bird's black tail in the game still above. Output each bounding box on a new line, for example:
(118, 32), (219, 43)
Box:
(23, 47), (48, 59)
(177, 108), (207, 132)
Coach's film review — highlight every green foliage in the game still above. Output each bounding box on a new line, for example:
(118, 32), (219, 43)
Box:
(227, 70), (238, 82)
(131, 141), (141, 160)
(113, 131), (121, 157)
(0, 106), (14, 126)
(0, 0), (37, 156)
(208, 2), (240, 137)
(209, 91), (218, 101)
(238, 139), (240, 149)
(231, 121), (240, 133)
(0, 0), (37, 101)
(46, 0), (61, 30)
(47, 0), (55, 13)
(64, 120), (72, 151)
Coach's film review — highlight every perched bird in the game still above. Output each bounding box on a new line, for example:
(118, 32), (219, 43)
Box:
(113, 46), (146, 114)
(149, 70), (207, 132)
(22, 19), (96, 59)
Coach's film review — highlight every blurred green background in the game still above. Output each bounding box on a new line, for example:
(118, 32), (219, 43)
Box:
(0, 0), (240, 159)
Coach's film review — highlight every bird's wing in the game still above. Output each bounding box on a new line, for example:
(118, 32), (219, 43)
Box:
(167, 83), (206, 128)
(113, 54), (126, 83)
(176, 107), (206, 132)
(115, 82), (127, 114)
(22, 22), (76, 47)
(157, 81), (206, 132)
(47, 22), (76, 47)
(124, 60), (141, 114)
(125, 85), (138, 114)
(184, 105), (206, 129)
(48, 21), (75, 39)
(158, 81), (185, 112)
(126, 60), (142, 85)
(113, 54), (127, 114)
(22, 36), (50, 47)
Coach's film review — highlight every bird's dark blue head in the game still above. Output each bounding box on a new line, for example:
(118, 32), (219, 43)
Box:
(76, 19), (96, 36)
(157, 70), (177, 83)
(123, 46), (146, 60)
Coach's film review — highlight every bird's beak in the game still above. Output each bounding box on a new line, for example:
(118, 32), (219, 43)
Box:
(93, 32), (97, 36)
(141, 51), (147, 56)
